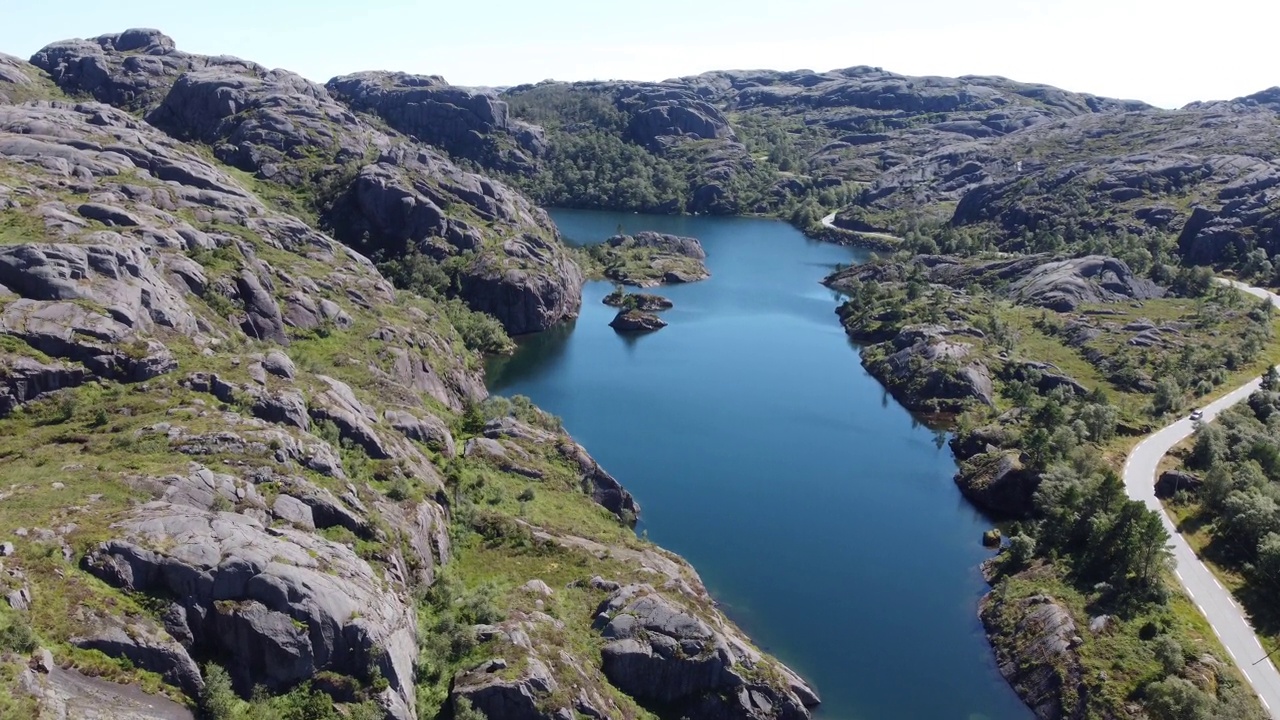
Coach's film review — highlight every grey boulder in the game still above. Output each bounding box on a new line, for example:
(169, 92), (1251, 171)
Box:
(81, 502), (418, 718)
(595, 584), (817, 719)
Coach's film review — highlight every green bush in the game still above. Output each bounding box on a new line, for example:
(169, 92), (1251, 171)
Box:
(386, 477), (415, 502)
(443, 299), (513, 355)
(314, 420), (342, 447)
(0, 614), (37, 654)
(199, 664), (239, 720)
(453, 697), (487, 720)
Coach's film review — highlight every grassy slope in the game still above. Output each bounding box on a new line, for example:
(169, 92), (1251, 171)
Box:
(0, 91), (801, 720)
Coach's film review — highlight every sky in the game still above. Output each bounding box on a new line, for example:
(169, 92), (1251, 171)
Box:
(1, 0), (1276, 109)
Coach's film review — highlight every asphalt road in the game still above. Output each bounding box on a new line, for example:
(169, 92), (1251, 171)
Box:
(1123, 278), (1280, 717)
(818, 212), (901, 244)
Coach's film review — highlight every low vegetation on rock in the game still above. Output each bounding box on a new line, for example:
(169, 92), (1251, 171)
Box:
(0, 29), (817, 720)
(582, 231), (710, 288)
(602, 290), (673, 312)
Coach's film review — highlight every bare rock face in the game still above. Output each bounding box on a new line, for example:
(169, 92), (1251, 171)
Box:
(326, 146), (583, 335)
(1007, 256), (1164, 311)
(234, 268), (288, 344)
(452, 656), (560, 720)
(568, 448), (640, 521)
(0, 99), (410, 391)
(30, 29), (195, 112)
(616, 86), (736, 151)
(0, 354), (90, 416)
(454, 231), (584, 335)
(451, 611), (626, 720)
(0, 53), (46, 103)
(81, 502), (419, 719)
(955, 450), (1043, 519)
(1155, 470), (1204, 498)
(373, 500), (450, 587)
(981, 590), (1086, 720)
(0, 241), (199, 360)
(18, 663), (195, 720)
(385, 408), (456, 456)
(309, 374), (392, 459)
(594, 584), (819, 719)
(326, 71), (540, 173)
(70, 613), (203, 698)
(29, 30), (584, 335)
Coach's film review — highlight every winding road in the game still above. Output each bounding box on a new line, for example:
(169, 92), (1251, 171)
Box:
(819, 211), (902, 244)
(1123, 278), (1280, 717)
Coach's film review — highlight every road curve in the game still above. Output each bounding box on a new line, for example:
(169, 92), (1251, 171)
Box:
(1123, 278), (1280, 717)
(819, 211), (902, 243)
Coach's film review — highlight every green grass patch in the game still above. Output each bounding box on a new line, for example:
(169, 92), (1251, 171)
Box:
(0, 208), (51, 245)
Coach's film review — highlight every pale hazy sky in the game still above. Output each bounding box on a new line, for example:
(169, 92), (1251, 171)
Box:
(1, 0), (1275, 109)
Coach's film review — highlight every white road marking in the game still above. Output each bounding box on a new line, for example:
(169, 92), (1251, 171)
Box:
(1121, 279), (1280, 718)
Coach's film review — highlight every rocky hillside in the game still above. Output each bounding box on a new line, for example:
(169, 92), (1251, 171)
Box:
(710, 67), (1280, 279)
(465, 67), (1153, 219)
(26, 29), (580, 336)
(360, 63), (1280, 282)
(0, 30), (818, 720)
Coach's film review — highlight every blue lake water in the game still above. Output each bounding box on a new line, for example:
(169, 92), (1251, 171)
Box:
(485, 208), (1032, 720)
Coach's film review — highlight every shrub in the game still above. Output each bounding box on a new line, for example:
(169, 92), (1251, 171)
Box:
(203, 290), (240, 320)
(1007, 534), (1036, 567)
(453, 697), (487, 720)
(199, 664), (239, 720)
(0, 615), (37, 653)
(1152, 635), (1184, 675)
(314, 419), (342, 447)
(1143, 676), (1213, 720)
(386, 477), (414, 502)
(443, 299), (513, 355)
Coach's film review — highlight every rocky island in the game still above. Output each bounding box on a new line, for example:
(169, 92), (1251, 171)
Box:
(608, 309), (668, 333)
(0, 29), (818, 720)
(590, 231), (710, 287)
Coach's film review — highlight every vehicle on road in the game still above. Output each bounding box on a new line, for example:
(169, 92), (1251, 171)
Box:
(1190, 408), (1204, 421)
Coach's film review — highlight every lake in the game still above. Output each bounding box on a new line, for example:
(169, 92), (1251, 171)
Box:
(485, 208), (1032, 720)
